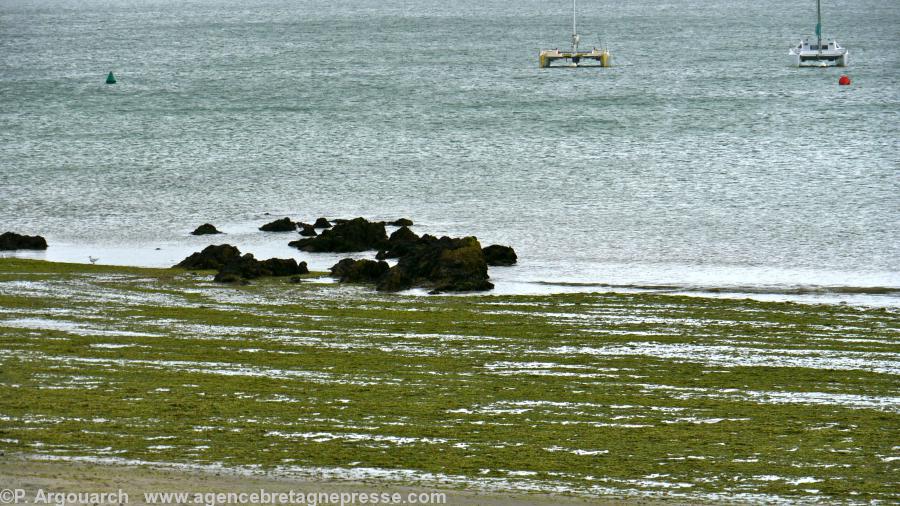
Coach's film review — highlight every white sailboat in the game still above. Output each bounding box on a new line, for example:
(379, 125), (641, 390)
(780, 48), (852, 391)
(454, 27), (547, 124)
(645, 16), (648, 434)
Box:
(789, 0), (848, 67)
(539, 0), (611, 68)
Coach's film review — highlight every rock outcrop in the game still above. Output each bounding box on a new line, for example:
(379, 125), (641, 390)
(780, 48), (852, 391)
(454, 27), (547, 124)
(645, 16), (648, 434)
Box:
(281, 216), (509, 294)
(0, 232), (48, 251)
(174, 244), (241, 270)
(213, 254), (308, 282)
(313, 217), (332, 229)
(329, 258), (390, 283)
(298, 224), (317, 237)
(175, 245), (307, 283)
(261, 258), (308, 277)
(482, 244), (517, 266)
(191, 223), (222, 235)
(376, 235), (493, 293)
(259, 217), (296, 232)
(289, 217), (388, 253)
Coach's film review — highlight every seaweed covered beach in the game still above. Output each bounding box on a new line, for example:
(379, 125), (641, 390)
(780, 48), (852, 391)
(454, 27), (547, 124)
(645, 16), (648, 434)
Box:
(0, 258), (897, 503)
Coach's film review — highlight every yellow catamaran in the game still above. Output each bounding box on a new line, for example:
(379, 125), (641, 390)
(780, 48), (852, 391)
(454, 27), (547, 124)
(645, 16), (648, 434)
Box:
(539, 0), (611, 68)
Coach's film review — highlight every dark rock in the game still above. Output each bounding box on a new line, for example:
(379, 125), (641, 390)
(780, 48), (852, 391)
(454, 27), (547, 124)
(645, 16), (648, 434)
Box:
(259, 217), (296, 232)
(260, 257), (309, 277)
(175, 244), (241, 270)
(214, 254), (308, 282)
(389, 226), (419, 243)
(0, 232), (48, 251)
(289, 217), (388, 253)
(482, 244), (518, 266)
(298, 224), (317, 237)
(191, 223), (221, 235)
(330, 258), (390, 283)
(376, 235), (493, 293)
(329, 258), (356, 278)
(376, 226), (420, 260)
(389, 218), (414, 227)
(176, 244), (306, 282)
(214, 254), (262, 281)
(331, 219), (349, 225)
(313, 217), (332, 228)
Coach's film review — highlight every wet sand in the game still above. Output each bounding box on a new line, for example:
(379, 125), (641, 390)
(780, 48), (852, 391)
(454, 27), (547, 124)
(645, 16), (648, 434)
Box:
(0, 456), (669, 506)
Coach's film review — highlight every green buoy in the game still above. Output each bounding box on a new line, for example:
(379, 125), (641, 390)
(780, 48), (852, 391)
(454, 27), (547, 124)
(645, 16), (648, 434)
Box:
(106, 71), (116, 84)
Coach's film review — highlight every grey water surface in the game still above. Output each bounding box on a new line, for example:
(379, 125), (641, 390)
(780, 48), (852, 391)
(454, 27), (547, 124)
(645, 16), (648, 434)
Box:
(2, 0), (898, 304)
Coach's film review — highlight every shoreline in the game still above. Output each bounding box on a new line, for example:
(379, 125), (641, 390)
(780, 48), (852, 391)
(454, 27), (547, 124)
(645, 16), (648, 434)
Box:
(2, 243), (898, 307)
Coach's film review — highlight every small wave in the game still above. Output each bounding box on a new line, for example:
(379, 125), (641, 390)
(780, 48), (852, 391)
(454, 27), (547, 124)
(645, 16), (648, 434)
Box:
(531, 281), (900, 297)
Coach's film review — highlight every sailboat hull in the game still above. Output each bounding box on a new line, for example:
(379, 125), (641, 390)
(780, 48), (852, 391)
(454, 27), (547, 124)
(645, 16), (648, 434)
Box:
(789, 40), (848, 67)
(539, 49), (611, 68)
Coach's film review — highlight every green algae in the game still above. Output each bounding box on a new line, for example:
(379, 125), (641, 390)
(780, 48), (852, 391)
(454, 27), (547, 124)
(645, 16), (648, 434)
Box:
(0, 258), (897, 502)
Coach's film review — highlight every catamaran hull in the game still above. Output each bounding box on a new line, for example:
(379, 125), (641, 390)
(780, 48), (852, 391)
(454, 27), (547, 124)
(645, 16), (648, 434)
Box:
(791, 53), (850, 67)
(539, 49), (611, 68)
(791, 51), (848, 67)
(789, 38), (849, 67)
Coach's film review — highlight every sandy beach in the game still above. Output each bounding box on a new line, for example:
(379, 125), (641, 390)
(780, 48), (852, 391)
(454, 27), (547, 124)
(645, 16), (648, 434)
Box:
(1, 456), (666, 506)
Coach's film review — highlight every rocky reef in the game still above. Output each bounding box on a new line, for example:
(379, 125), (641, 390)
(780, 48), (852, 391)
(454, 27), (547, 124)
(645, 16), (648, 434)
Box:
(178, 216), (514, 292)
(175, 244), (307, 283)
(327, 233), (493, 293)
(377, 235), (493, 293)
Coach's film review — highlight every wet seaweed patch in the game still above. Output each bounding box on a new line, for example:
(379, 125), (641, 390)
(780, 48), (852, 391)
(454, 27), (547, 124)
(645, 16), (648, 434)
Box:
(0, 258), (897, 502)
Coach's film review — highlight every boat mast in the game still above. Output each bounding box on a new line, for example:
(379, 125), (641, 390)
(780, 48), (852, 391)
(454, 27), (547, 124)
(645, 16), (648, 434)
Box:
(571, 0), (580, 53)
(815, 0), (822, 56)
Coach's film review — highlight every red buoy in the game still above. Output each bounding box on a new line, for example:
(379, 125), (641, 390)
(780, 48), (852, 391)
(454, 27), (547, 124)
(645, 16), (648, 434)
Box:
(839, 75), (851, 86)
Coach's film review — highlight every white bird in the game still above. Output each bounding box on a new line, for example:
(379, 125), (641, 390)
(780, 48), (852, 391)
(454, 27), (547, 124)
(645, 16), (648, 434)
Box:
(88, 256), (98, 264)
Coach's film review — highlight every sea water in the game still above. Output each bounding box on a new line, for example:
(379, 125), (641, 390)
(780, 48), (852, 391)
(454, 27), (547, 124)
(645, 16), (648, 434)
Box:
(1, 0), (898, 304)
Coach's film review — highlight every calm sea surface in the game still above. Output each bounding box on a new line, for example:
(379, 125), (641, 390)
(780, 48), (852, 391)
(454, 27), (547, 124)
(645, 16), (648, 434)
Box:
(2, 0), (898, 304)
